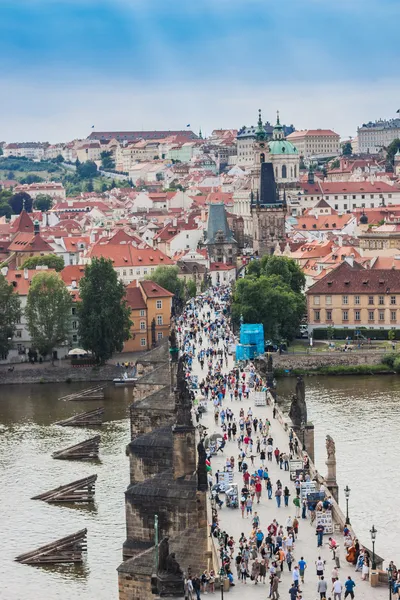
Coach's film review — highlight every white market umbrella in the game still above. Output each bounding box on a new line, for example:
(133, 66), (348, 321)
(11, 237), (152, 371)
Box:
(68, 348), (88, 356)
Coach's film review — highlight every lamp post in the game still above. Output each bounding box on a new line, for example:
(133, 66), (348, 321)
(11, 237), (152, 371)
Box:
(344, 485), (351, 525)
(370, 525), (377, 570)
(219, 566), (224, 599)
(388, 563), (393, 600)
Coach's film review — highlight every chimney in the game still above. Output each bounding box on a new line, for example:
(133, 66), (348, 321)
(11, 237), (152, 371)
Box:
(24, 268), (29, 280)
(33, 220), (40, 235)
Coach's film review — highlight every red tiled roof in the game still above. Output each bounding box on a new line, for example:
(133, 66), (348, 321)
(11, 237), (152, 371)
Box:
(288, 129), (339, 138)
(89, 244), (174, 268)
(306, 260), (400, 294)
(5, 268), (56, 295)
(293, 214), (353, 231)
(8, 232), (52, 252)
(10, 210), (34, 234)
(140, 280), (174, 298)
(210, 262), (236, 271)
(300, 181), (398, 195)
(60, 264), (86, 286)
(125, 286), (146, 310)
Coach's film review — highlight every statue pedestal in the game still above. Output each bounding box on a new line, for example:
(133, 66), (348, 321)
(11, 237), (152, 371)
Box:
(151, 573), (185, 597)
(325, 457), (338, 503)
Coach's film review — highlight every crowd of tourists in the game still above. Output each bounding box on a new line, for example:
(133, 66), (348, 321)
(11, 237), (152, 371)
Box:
(177, 285), (387, 600)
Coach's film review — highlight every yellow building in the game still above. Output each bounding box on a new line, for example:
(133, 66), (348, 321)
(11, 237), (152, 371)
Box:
(123, 280), (173, 352)
(306, 260), (400, 332)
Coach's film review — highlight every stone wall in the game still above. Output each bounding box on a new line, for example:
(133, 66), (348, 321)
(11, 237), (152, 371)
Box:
(118, 572), (154, 600)
(0, 363), (120, 385)
(270, 351), (383, 371)
(131, 383), (165, 404)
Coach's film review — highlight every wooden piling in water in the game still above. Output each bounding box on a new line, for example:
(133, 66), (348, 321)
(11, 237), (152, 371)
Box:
(31, 475), (97, 503)
(54, 408), (104, 427)
(15, 528), (88, 565)
(52, 436), (100, 460)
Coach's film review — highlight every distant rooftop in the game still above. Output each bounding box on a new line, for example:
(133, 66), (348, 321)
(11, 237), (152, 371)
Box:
(237, 122), (295, 139)
(358, 118), (400, 130)
(87, 130), (198, 142)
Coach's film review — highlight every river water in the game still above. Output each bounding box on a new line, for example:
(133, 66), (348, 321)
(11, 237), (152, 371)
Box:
(1, 376), (399, 599)
(0, 382), (132, 600)
(277, 374), (400, 563)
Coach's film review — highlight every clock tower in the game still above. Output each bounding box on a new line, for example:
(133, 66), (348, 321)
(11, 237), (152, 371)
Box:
(250, 109), (286, 256)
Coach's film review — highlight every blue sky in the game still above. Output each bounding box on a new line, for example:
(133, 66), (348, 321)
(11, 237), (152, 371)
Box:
(0, 0), (399, 141)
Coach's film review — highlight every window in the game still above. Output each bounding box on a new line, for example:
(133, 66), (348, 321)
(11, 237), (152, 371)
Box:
(314, 296), (320, 305)
(129, 269), (133, 276)
(140, 309), (145, 317)
(72, 334), (78, 342)
(334, 204), (338, 210)
(326, 295), (332, 305)
(140, 321), (146, 330)
(157, 315), (163, 326)
(123, 270), (126, 277)
(342, 310), (348, 321)
(391, 296), (396, 305)
(15, 330), (22, 338)
(157, 332), (163, 340)
(391, 311), (397, 321)
(143, 269), (148, 275)
(140, 338), (146, 347)
(343, 195), (347, 199)
(136, 269), (141, 275)
(355, 295), (360, 305)
(326, 310), (332, 321)
(156, 300), (162, 309)
(368, 296), (374, 305)
(343, 204), (348, 210)
(355, 310), (360, 321)
(282, 165), (287, 179)
(379, 295), (384, 305)
(342, 295), (348, 305)
(72, 321), (78, 330)
(368, 311), (374, 321)
(314, 310), (320, 321)
(72, 307), (76, 315)
(379, 310), (385, 321)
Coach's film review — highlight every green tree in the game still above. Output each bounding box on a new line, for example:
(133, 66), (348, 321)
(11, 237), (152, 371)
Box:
(342, 142), (353, 156)
(34, 194), (53, 211)
(0, 274), (22, 358)
(9, 191), (33, 214)
(100, 182), (108, 192)
(54, 154), (64, 163)
(85, 179), (94, 193)
(185, 279), (197, 300)
(386, 138), (400, 172)
(76, 160), (98, 179)
(145, 265), (184, 298)
(20, 174), (44, 185)
(249, 255), (305, 294)
(25, 272), (72, 360)
(78, 257), (132, 364)
(21, 254), (64, 272)
(100, 150), (115, 170)
(6, 171), (15, 180)
(0, 202), (12, 218)
(330, 159), (340, 169)
(231, 274), (306, 342)
(388, 329), (396, 342)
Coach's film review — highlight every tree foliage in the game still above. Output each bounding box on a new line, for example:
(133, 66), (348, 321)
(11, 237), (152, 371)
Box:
(386, 138), (400, 173)
(9, 191), (33, 214)
(78, 257), (132, 364)
(100, 150), (115, 170)
(20, 174), (44, 184)
(34, 193), (53, 211)
(0, 274), (22, 358)
(76, 160), (98, 179)
(145, 265), (184, 297)
(21, 254), (64, 272)
(0, 189), (12, 218)
(232, 256), (306, 341)
(342, 142), (353, 156)
(25, 272), (72, 359)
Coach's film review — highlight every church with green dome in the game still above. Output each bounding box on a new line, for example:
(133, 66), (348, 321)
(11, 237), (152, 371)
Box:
(268, 112), (300, 184)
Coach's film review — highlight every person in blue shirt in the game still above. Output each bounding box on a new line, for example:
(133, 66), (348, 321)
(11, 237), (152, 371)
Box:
(344, 576), (356, 598)
(298, 557), (307, 583)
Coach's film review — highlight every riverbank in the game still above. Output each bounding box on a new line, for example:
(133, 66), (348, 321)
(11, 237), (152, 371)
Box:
(274, 363), (394, 376)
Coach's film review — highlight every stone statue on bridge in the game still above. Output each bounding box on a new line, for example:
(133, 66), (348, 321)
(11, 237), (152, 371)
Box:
(288, 376), (307, 428)
(153, 536), (184, 597)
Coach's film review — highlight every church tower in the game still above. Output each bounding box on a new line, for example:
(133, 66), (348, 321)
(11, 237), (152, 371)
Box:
(250, 109), (286, 256)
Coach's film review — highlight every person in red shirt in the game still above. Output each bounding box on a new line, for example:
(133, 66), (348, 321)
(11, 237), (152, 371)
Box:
(255, 480), (262, 503)
(243, 471), (250, 486)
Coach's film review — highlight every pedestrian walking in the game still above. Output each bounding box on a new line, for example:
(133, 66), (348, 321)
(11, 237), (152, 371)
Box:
(298, 557), (307, 583)
(332, 577), (343, 600)
(317, 575), (328, 599)
(344, 576), (356, 598)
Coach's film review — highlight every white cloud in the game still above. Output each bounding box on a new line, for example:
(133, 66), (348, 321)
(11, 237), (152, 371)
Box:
(0, 77), (399, 143)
